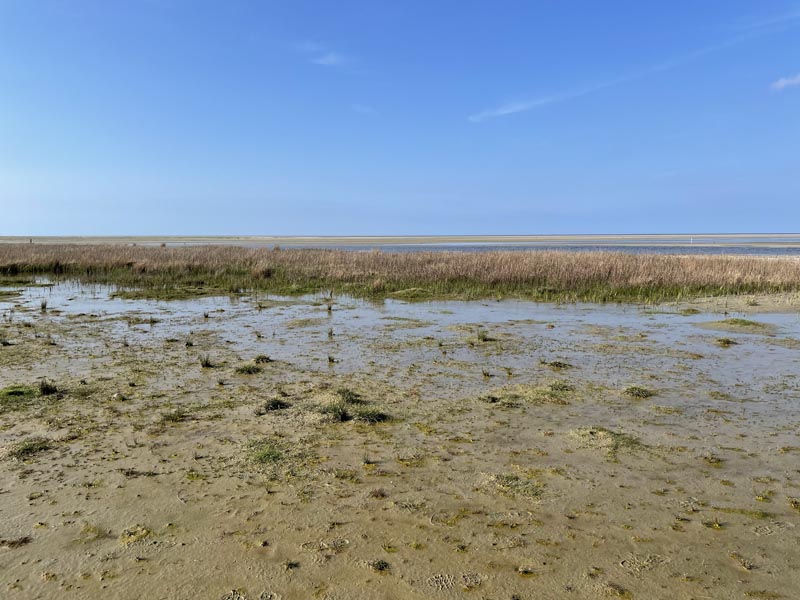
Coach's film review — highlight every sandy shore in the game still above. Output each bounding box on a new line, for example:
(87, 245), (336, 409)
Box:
(1, 283), (799, 599)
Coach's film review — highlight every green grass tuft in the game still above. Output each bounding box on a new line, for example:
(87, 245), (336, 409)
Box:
(255, 398), (291, 414)
(624, 385), (655, 399)
(7, 437), (52, 460)
(247, 438), (284, 464)
(353, 406), (391, 423)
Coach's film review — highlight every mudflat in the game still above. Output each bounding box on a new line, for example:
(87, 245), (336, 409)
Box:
(1, 282), (799, 599)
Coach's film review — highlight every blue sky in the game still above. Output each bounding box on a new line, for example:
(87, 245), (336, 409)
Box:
(1, 1), (798, 235)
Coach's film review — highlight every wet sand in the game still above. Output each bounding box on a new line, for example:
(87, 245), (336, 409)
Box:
(1, 283), (799, 599)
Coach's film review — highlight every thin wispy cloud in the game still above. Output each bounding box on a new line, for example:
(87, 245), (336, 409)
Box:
(470, 10), (800, 123)
(730, 8), (800, 33)
(468, 99), (554, 123)
(771, 73), (800, 91)
(468, 71), (656, 123)
(295, 41), (349, 68)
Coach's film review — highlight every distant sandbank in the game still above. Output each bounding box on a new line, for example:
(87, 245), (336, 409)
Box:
(1, 234), (800, 248)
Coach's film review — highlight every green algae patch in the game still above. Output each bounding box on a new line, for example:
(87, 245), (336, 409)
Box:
(5, 436), (52, 461)
(480, 383), (573, 407)
(570, 427), (648, 461)
(700, 319), (775, 335)
(119, 525), (152, 546)
(0, 385), (54, 413)
(484, 473), (545, 499)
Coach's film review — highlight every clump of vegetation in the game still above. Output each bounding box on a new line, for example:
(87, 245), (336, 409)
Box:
(320, 401), (352, 422)
(366, 559), (390, 572)
(570, 427), (647, 461)
(480, 383), (572, 407)
(253, 354), (272, 364)
(624, 385), (655, 399)
(247, 437), (283, 465)
(160, 408), (190, 424)
(0, 385), (38, 413)
(480, 391), (516, 406)
(395, 451), (426, 467)
(475, 328), (495, 342)
(540, 359), (572, 370)
(320, 388), (390, 424)
(722, 318), (765, 328)
(255, 397), (290, 414)
(336, 387), (363, 404)
(119, 525), (152, 546)
(235, 364), (261, 375)
(702, 517), (724, 530)
(38, 379), (58, 396)
(0, 536), (32, 548)
(7, 436), (52, 460)
(755, 490), (773, 502)
(716, 337), (738, 347)
(601, 582), (632, 598)
(353, 406), (391, 423)
(243, 436), (316, 479)
(331, 468), (360, 483)
(487, 473), (544, 499)
(186, 469), (207, 481)
(199, 354), (215, 368)
(549, 380), (575, 393)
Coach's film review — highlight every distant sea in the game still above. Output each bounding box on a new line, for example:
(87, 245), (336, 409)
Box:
(295, 243), (800, 256)
(250, 235), (800, 256)
(4, 235), (800, 256)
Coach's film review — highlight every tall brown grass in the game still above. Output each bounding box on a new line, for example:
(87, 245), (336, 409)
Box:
(0, 244), (798, 302)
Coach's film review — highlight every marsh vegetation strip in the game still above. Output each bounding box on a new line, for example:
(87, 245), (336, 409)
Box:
(1, 282), (800, 599)
(2, 244), (800, 302)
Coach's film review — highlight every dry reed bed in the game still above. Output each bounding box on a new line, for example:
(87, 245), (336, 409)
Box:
(1, 244), (799, 301)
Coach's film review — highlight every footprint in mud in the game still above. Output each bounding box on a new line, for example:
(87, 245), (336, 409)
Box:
(753, 521), (795, 536)
(619, 553), (670, 575)
(459, 571), (486, 590)
(220, 592), (281, 600)
(426, 573), (456, 591)
(425, 572), (486, 592)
